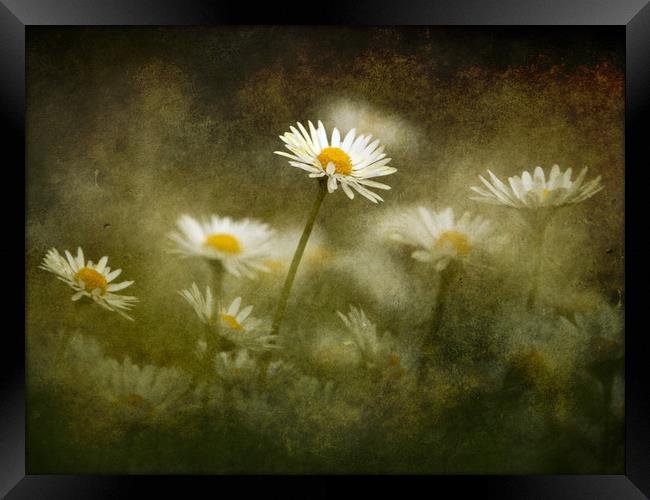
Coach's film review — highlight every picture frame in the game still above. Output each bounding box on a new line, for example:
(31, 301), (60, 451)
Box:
(2, 0), (648, 496)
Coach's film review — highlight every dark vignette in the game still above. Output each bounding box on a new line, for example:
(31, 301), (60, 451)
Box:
(0, 0), (648, 498)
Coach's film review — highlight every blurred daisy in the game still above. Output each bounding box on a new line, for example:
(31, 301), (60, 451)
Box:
(264, 226), (330, 275)
(274, 120), (397, 203)
(337, 306), (382, 364)
(179, 283), (277, 352)
(311, 333), (362, 373)
(386, 207), (492, 271)
(65, 334), (105, 368)
(179, 282), (215, 325)
(169, 214), (276, 279)
(40, 247), (137, 320)
(470, 165), (603, 208)
(50, 334), (107, 388)
(94, 356), (194, 422)
(214, 349), (259, 383)
(559, 301), (623, 368)
(337, 305), (406, 372)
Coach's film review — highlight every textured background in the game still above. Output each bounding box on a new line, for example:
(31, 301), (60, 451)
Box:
(26, 27), (624, 473)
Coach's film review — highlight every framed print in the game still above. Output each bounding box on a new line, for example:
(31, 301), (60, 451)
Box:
(2, 0), (649, 497)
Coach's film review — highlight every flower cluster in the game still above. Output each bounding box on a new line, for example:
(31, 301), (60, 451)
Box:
(37, 116), (610, 454)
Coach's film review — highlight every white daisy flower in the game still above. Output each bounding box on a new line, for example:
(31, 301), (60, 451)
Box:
(179, 283), (277, 352)
(470, 165), (604, 209)
(274, 120), (397, 203)
(214, 349), (259, 383)
(178, 282), (215, 325)
(337, 305), (410, 373)
(337, 305), (383, 364)
(93, 356), (194, 422)
(386, 207), (493, 271)
(168, 214), (276, 279)
(39, 247), (138, 320)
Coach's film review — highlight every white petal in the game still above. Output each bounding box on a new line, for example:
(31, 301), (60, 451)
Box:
(533, 166), (546, 188)
(340, 128), (356, 151)
(341, 182), (355, 199)
(76, 247), (85, 268)
(227, 297), (242, 316)
(331, 127), (341, 148)
(236, 305), (253, 323)
(105, 268), (122, 282)
(95, 256), (108, 273)
(316, 120), (329, 149)
(548, 164), (562, 188)
(106, 281), (134, 292)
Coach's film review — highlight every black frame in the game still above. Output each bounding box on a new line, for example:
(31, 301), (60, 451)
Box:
(3, 1), (649, 497)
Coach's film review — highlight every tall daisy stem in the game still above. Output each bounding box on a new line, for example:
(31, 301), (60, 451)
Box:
(419, 260), (461, 378)
(430, 261), (461, 339)
(271, 180), (328, 336)
(207, 260), (226, 358)
(525, 211), (553, 309)
(209, 260), (224, 300)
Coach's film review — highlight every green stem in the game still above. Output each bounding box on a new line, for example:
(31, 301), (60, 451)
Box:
(194, 260), (226, 381)
(525, 211), (553, 309)
(430, 260), (461, 339)
(419, 260), (461, 378)
(65, 298), (92, 335)
(270, 180), (327, 336)
(209, 260), (225, 337)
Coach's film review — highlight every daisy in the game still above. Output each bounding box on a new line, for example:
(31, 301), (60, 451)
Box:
(386, 207), (492, 271)
(168, 214), (276, 279)
(94, 356), (194, 422)
(337, 305), (407, 373)
(274, 120), (397, 203)
(471, 166), (603, 309)
(337, 305), (383, 364)
(40, 247), (138, 320)
(179, 283), (277, 352)
(214, 349), (259, 384)
(470, 165), (603, 209)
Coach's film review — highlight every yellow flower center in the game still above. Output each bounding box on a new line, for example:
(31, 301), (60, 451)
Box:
(125, 393), (146, 408)
(123, 393), (156, 417)
(74, 267), (108, 294)
(435, 230), (471, 257)
(317, 147), (353, 176)
(205, 233), (242, 254)
(220, 314), (243, 330)
(542, 188), (551, 200)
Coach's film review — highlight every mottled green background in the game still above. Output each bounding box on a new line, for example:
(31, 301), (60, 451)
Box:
(26, 27), (624, 473)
